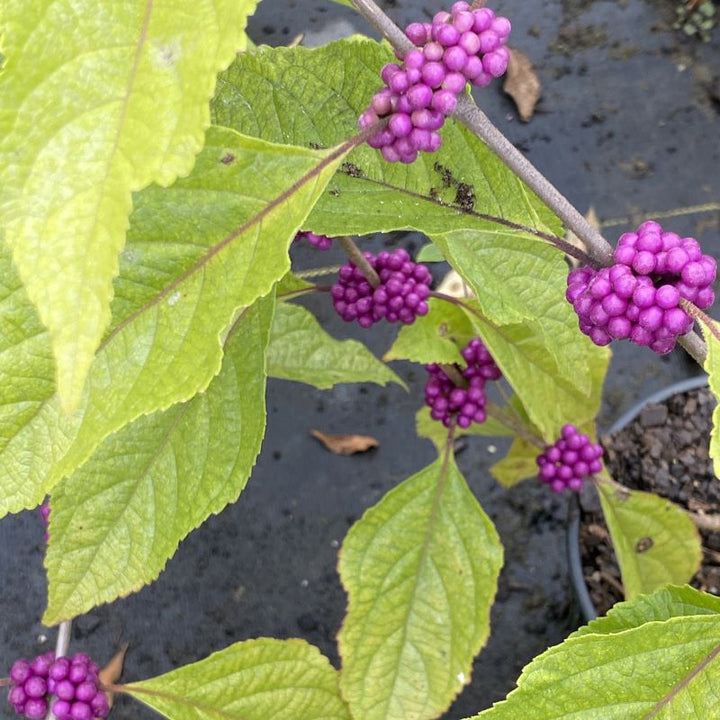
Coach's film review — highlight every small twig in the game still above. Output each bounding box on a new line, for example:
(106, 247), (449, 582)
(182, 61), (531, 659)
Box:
(599, 569), (625, 596)
(601, 202), (720, 228)
(337, 236), (380, 288)
(485, 400), (545, 449)
(295, 265), (343, 278)
(689, 512), (720, 533)
(438, 362), (468, 388)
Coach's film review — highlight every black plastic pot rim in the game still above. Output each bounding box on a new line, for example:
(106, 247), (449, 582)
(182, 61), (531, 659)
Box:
(567, 373), (710, 623)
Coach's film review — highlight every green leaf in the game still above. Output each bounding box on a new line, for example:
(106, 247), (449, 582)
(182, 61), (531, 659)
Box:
(267, 302), (404, 390)
(44, 293), (274, 623)
(0, 0), (258, 409)
(0, 243), (73, 515)
(338, 452), (503, 720)
(489, 436), (539, 488)
(210, 40), (613, 436)
(701, 319), (720, 478)
(430, 232), (596, 395)
(596, 477), (702, 600)
(416, 244), (445, 263)
(465, 301), (609, 439)
(383, 298), (473, 365)
(277, 272), (315, 297)
(472, 608), (720, 719)
(124, 638), (350, 720)
(211, 39), (560, 239)
(415, 407), (512, 454)
(0, 128), (349, 518)
(574, 585), (720, 638)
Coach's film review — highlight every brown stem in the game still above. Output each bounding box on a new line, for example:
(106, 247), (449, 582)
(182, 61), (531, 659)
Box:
(485, 400), (545, 449)
(338, 236), (380, 288)
(438, 363), (468, 388)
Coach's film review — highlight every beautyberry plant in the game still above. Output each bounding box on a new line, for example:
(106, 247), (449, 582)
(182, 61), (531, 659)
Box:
(1, 0), (720, 719)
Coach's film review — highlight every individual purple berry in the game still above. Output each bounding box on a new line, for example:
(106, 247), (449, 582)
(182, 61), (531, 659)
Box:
(332, 249), (431, 327)
(293, 231), (332, 251)
(23, 699), (48, 720)
(52, 699), (72, 719)
(10, 660), (32, 685)
(567, 221), (716, 354)
(536, 425), (603, 493)
(424, 338), (501, 428)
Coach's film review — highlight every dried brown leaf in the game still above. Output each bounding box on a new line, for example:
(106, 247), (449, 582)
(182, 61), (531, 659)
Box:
(98, 643), (129, 708)
(437, 269), (474, 298)
(503, 48), (541, 122)
(311, 430), (379, 455)
(565, 206), (600, 267)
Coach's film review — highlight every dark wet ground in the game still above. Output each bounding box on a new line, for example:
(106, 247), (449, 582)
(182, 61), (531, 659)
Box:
(1, 1), (718, 717)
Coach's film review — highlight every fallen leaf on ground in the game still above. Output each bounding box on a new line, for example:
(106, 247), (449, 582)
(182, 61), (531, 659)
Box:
(503, 48), (541, 122)
(565, 206), (600, 267)
(311, 430), (379, 455)
(98, 643), (129, 708)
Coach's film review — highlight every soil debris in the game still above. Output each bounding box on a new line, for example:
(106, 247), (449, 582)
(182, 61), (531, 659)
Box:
(311, 430), (379, 455)
(503, 48), (541, 122)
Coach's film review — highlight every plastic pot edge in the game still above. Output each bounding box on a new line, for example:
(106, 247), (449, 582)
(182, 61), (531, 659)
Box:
(567, 373), (710, 624)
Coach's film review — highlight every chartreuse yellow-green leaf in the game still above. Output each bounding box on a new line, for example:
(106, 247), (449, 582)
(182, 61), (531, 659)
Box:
(430, 232), (595, 396)
(44, 293), (273, 624)
(463, 306), (609, 440)
(267, 303), (404, 389)
(596, 476), (701, 600)
(0, 243), (60, 515)
(573, 585), (720, 638)
(124, 638), (350, 720)
(0, 128), (349, 518)
(415, 407), (512, 454)
(0, 0), (258, 410)
(471, 592), (720, 719)
(384, 298), (474, 365)
(338, 452), (503, 720)
(489, 436), (539, 488)
(701, 319), (720, 478)
(212, 39), (559, 241)
(211, 39), (614, 437)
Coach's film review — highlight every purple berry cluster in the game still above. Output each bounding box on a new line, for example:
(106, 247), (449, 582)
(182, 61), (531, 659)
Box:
(8, 653), (109, 720)
(331, 248), (431, 327)
(294, 231), (332, 250)
(358, 2), (511, 163)
(536, 425), (603, 493)
(567, 221), (717, 354)
(424, 338), (502, 428)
